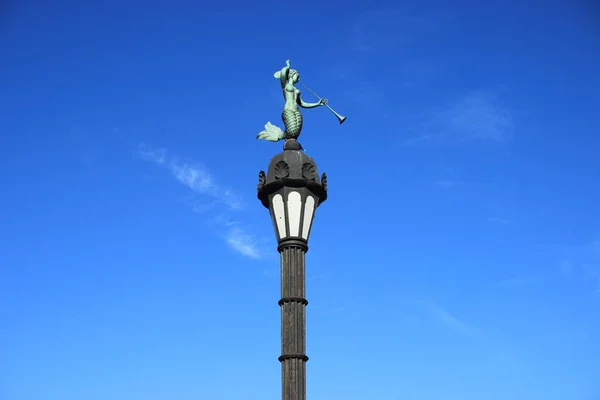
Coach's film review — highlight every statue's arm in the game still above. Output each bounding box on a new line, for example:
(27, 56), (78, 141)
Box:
(298, 94), (323, 109)
(279, 60), (292, 87)
(274, 60), (292, 87)
(279, 66), (289, 87)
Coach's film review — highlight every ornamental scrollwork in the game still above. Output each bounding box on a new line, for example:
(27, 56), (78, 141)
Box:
(301, 162), (316, 180)
(257, 170), (266, 192)
(274, 160), (290, 179)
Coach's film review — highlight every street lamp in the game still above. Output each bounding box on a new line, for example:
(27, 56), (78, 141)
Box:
(257, 139), (328, 400)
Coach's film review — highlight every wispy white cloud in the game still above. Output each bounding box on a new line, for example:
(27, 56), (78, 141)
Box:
(225, 227), (261, 260)
(426, 301), (482, 336)
(441, 91), (514, 141)
(137, 144), (262, 259)
(171, 162), (215, 194)
(137, 144), (243, 210)
(137, 145), (167, 165)
(404, 90), (514, 146)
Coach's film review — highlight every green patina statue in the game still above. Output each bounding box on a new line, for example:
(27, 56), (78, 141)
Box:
(257, 60), (328, 143)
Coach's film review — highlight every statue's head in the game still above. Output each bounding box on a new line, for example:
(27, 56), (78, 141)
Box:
(289, 69), (300, 83)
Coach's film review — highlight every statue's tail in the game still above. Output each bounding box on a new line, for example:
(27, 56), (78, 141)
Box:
(257, 122), (285, 142)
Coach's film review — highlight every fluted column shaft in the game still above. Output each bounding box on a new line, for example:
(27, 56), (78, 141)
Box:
(278, 244), (308, 400)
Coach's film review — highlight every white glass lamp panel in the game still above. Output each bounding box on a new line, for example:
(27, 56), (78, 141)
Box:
(301, 196), (316, 240)
(287, 191), (302, 237)
(272, 194), (287, 239)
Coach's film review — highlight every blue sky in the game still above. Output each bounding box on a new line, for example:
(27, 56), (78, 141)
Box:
(1, 1), (600, 399)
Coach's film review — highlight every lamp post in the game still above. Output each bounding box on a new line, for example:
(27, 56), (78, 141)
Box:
(257, 139), (328, 400)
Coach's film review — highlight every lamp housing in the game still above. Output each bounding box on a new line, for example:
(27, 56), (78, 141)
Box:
(257, 141), (327, 247)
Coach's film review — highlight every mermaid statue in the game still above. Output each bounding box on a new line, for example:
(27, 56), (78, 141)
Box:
(257, 60), (328, 143)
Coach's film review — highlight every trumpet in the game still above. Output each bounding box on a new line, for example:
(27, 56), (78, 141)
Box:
(299, 82), (347, 125)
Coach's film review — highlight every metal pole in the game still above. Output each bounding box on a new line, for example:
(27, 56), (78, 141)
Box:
(278, 240), (308, 400)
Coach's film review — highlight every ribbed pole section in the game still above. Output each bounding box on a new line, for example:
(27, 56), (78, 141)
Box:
(278, 241), (308, 400)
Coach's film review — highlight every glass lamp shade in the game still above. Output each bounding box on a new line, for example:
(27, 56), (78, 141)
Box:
(269, 187), (318, 242)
